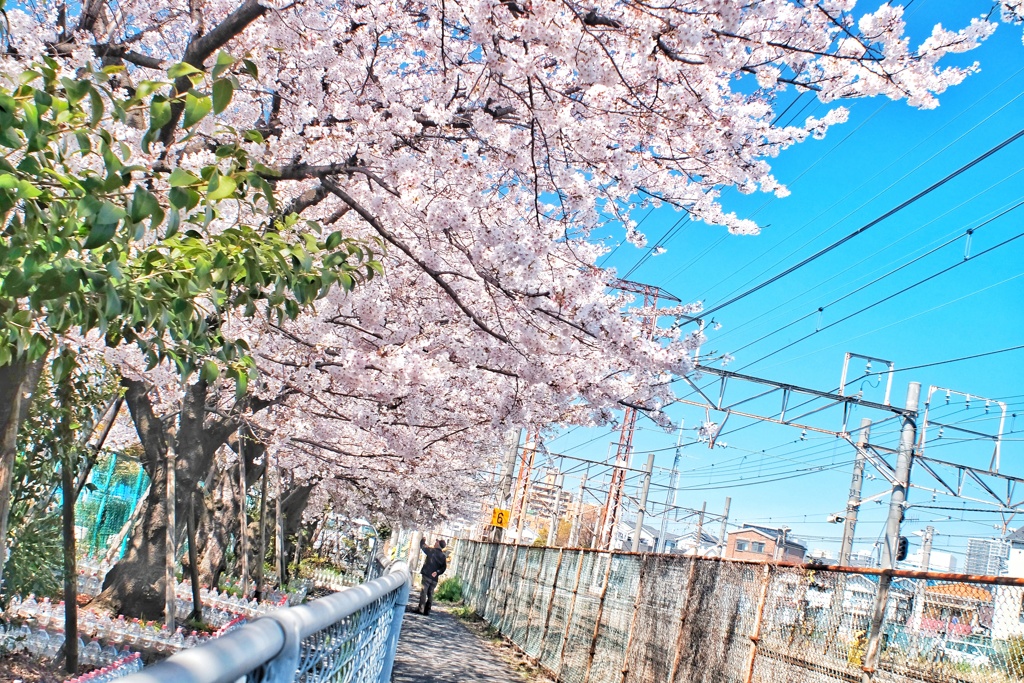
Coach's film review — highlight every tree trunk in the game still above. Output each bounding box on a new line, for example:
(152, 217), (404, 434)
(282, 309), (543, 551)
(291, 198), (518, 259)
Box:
(0, 357), (45, 591)
(94, 378), (219, 619)
(61, 456), (79, 674)
(196, 434), (265, 590)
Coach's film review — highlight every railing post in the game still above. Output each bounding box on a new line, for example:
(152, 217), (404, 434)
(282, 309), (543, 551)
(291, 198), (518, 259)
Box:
(558, 549), (587, 678)
(378, 569), (413, 683)
(742, 564), (772, 683)
(668, 556), (701, 683)
(619, 554), (649, 683)
(263, 610), (302, 683)
(583, 551), (616, 683)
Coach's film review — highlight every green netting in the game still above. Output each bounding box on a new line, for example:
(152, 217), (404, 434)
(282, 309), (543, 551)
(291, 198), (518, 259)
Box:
(74, 453), (149, 560)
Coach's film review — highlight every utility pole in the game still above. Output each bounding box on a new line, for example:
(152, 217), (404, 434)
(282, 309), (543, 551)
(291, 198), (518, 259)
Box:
(774, 527), (789, 561)
(862, 382), (920, 683)
(920, 526), (934, 570)
(548, 470), (564, 547)
(494, 428), (522, 542)
(840, 419), (871, 566)
(910, 526), (935, 635)
(693, 502), (706, 555)
(569, 470), (588, 547)
(658, 423), (684, 553)
(718, 497), (731, 552)
(509, 430), (539, 542)
(882, 382), (920, 569)
(632, 454), (654, 552)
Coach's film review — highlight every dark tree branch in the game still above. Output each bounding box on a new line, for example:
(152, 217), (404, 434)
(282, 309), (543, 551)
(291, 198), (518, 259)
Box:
(321, 179), (511, 345)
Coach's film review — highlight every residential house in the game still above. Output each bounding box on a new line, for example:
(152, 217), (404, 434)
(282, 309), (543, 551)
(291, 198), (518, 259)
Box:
(725, 524), (807, 562)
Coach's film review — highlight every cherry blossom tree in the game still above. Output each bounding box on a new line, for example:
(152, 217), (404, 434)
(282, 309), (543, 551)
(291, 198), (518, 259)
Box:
(4, 0), (1020, 616)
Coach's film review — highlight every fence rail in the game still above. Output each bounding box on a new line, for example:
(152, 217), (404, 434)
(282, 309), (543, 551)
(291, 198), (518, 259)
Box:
(452, 540), (1024, 683)
(119, 562), (411, 683)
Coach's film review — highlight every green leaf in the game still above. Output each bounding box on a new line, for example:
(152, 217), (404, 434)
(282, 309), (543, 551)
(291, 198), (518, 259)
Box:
(168, 168), (201, 186)
(166, 209), (181, 238)
(167, 62), (204, 79)
(325, 231), (343, 250)
(130, 186), (162, 224)
(83, 202), (125, 249)
(212, 78), (234, 115)
(182, 91), (212, 128)
(149, 96), (172, 130)
(201, 359), (220, 383)
(87, 86), (104, 127)
(244, 129), (264, 144)
(61, 77), (91, 104)
(241, 59), (259, 80)
(206, 173), (237, 202)
(212, 51), (235, 79)
(234, 369), (249, 400)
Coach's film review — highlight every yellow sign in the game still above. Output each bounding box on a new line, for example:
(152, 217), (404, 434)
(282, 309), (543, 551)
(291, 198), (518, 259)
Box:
(491, 508), (510, 528)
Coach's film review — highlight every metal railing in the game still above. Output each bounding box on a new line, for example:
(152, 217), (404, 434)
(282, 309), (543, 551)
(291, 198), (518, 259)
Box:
(121, 562), (411, 683)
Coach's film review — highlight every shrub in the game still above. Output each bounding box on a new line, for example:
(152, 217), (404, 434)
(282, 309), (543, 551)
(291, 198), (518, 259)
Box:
(434, 577), (463, 603)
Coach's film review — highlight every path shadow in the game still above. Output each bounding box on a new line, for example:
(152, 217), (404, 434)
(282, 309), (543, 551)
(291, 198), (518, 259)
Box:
(393, 593), (518, 683)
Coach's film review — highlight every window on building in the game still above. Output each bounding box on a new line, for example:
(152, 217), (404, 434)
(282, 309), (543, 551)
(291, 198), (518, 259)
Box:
(752, 542), (766, 553)
(735, 540), (749, 552)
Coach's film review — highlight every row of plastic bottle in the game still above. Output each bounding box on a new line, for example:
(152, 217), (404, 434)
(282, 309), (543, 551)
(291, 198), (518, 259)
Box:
(0, 621), (137, 667)
(67, 653), (145, 683)
(9, 595), (198, 653)
(310, 567), (355, 590)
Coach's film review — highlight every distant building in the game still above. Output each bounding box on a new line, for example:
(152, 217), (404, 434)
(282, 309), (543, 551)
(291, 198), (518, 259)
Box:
(991, 529), (1024, 639)
(807, 549), (837, 566)
(965, 538), (1007, 576)
(673, 528), (722, 556)
(724, 525), (806, 562)
(904, 549), (957, 573)
(1006, 527), (1024, 578)
(528, 470), (574, 516)
(849, 549), (878, 568)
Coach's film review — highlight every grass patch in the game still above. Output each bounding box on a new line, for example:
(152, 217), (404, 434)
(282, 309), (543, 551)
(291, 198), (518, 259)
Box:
(449, 604), (477, 620)
(434, 576), (463, 602)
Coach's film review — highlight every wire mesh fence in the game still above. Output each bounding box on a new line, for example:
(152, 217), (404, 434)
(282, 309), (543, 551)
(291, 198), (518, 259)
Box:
(451, 540), (1024, 683)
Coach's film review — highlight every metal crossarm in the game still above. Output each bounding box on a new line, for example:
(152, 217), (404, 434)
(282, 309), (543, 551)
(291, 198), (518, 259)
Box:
(120, 563), (411, 683)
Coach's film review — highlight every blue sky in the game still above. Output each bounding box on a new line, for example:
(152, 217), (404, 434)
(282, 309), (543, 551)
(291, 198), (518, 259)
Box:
(533, 1), (1024, 566)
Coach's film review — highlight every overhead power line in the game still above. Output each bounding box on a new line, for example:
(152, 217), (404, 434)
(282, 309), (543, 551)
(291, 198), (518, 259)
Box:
(891, 345), (1024, 374)
(697, 127), (1024, 320)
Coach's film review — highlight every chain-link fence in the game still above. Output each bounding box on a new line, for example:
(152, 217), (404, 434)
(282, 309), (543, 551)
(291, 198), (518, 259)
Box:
(452, 540), (1024, 683)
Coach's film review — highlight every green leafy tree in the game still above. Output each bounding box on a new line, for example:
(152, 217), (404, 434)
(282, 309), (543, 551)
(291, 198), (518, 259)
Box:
(4, 347), (117, 605)
(0, 52), (381, 594)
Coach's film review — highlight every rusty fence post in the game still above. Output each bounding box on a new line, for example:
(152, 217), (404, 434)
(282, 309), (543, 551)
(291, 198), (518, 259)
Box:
(558, 549), (588, 678)
(498, 543), (522, 632)
(742, 564), (773, 683)
(583, 551), (616, 683)
(538, 548), (566, 661)
(523, 547), (549, 648)
(619, 554), (650, 683)
(668, 556), (701, 683)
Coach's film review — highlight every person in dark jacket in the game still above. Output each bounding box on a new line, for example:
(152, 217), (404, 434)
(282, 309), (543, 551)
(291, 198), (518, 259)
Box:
(417, 538), (447, 615)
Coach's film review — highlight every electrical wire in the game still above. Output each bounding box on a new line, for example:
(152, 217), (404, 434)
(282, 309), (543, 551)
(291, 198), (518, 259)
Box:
(696, 127), (1024, 320)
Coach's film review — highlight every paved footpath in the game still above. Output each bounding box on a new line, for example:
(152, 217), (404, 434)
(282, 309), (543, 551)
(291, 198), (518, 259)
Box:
(392, 596), (522, 683)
